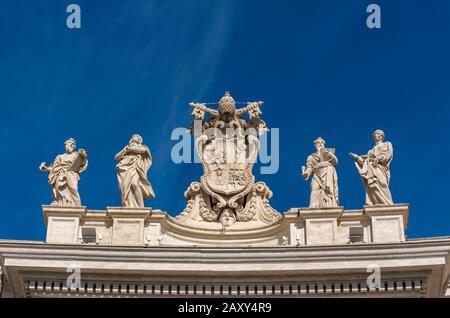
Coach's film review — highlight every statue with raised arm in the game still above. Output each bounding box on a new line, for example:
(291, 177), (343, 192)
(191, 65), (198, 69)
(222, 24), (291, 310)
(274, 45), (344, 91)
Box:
(349, 129), (393, 205)
(115, 134), (155, 208)
(39, 138), (88, 206)
(301, 137), (339, 208)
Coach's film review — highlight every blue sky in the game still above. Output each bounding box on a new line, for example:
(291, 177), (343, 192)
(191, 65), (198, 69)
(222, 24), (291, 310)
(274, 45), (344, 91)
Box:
(0, 0), (449, 240)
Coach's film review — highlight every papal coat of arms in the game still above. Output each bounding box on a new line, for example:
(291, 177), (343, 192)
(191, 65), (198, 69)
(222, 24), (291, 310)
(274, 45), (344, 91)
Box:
(179, 92), (281, 227)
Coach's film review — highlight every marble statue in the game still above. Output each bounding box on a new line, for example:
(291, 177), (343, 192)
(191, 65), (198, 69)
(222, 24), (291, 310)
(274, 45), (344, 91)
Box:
(349, 129), (393, 205)
(180, 91), (281, 226)
(115, 134), (155, 208)
(301, 137), (339, 208)
(39, 138), (88, 206)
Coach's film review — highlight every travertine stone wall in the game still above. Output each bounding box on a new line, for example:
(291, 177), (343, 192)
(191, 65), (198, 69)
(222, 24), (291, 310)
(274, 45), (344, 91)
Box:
(42, 204), (409, 247)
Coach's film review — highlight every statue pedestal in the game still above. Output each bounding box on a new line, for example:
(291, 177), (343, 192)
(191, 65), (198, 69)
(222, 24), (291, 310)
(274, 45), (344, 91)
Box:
(41, 204), (409, 247)
(285, 209), (305, 246)
(144, 210), (166, 246)
(365, 204), (408, 243)
(107, 207), (151, 246)
(299, 207), (343, 245)
(43, 205), (86, 244)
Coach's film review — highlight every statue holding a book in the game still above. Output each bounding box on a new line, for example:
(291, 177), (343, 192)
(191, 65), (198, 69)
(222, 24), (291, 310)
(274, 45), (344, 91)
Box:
(39, 138), (88, 207)
(301, 137), (339, 208)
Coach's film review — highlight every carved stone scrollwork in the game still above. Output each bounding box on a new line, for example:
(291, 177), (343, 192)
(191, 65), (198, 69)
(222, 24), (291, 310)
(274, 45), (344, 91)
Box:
(179, 92), (281, 227)
(182, 180), (280, 225)
(236, 182), (280, 223)
(181, 182), (215, 222)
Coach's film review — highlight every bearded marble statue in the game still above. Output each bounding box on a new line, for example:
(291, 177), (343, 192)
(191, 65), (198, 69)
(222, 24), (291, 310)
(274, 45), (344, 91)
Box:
(115, 134), (155, 208)
(39, 138), (88, 206)
(301, 137), (339, 208)
(349, 129), (393, 205)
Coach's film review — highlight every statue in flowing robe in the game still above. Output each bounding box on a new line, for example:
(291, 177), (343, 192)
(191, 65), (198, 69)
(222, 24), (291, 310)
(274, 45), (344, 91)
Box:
(349, 129), (393, 205)
(301, 137), (339, 208)
(39, 138), (88, 206)
(115, 134), (155, 207)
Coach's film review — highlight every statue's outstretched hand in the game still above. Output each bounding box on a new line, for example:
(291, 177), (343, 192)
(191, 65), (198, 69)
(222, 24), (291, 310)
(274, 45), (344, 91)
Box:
(39, 162), (48, 172)
(301, 165), (310, 180)
(78, 148), (87, 157)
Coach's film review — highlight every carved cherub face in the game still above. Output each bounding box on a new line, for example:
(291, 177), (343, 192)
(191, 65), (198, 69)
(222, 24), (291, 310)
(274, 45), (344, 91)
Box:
(249, 107), (262, 119)
(192, 107), (205, 120)
(220, 210), (236, 227)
